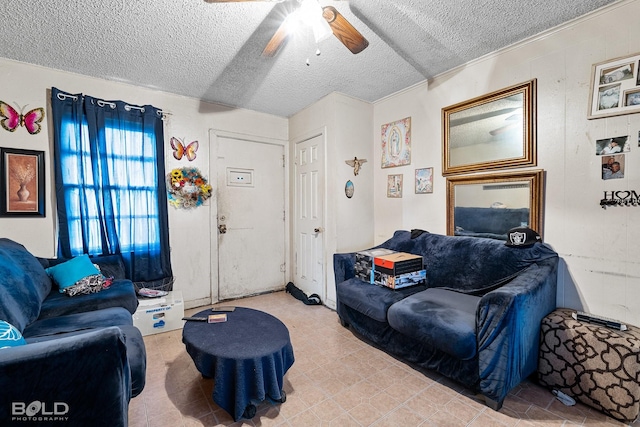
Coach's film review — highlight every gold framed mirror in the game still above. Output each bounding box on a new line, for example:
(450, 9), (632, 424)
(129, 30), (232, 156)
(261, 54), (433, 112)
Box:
(446, 169), (544, 240)
(442, 79), (537, 176)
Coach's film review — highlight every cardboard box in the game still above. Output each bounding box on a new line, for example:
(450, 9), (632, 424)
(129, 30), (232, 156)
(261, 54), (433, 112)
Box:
(355, 248), (397, 282)
(373, 252), (423, 276)
(374, 269), (427, 289)
(133, 291), (184, 336)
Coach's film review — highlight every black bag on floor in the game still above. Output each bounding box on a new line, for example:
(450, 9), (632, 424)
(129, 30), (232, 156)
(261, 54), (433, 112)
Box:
(285, 282), (321, 305)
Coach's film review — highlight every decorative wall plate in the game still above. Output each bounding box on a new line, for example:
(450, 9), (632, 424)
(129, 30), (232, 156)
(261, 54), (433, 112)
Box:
(345, 180), (354, 198)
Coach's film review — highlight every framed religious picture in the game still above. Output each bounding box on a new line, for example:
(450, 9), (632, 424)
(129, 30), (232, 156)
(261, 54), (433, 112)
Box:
(0, 148), (45, 217)
(415, 167), (433, 194)
(387, 174), (403, 198)
(588, 52), (640, 119)
(381, 117), (411, 168)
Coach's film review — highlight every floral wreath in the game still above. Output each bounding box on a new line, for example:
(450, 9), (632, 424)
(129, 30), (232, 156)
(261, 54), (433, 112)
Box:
(167, 167), (212, 209)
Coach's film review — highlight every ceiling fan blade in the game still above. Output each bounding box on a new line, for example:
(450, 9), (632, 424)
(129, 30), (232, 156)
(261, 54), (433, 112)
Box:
(322, 6), (368, 54)
(262, 19), (290, 57)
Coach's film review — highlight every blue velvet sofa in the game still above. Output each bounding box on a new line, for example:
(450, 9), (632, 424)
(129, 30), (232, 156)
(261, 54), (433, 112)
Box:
(334, 230), (558, 410)
(0, 238), (146, 427)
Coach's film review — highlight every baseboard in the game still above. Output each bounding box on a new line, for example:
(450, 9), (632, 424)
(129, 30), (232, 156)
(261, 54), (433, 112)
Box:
(184, 297), (211, 310)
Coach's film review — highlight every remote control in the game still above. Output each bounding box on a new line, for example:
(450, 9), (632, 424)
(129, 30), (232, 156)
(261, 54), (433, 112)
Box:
(572, 311), (627, 331)
(182, 316), (207, 321)
(212, 306), (236, 312)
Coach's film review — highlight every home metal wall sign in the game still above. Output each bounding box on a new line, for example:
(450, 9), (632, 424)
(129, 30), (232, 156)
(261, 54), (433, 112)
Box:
(600, 191), (640, 208)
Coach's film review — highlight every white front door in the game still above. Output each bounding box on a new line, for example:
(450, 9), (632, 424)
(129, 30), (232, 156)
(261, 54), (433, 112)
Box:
(216, 134), (286, 300)
(293, 133), (325, 299)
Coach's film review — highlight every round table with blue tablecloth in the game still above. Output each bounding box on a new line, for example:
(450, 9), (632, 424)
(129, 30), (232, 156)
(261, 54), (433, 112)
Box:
(182, 307), (294, 420)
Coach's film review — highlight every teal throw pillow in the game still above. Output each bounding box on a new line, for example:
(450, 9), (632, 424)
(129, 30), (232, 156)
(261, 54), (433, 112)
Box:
(0, 320), (26, 348)
(45, 254), (101, 293)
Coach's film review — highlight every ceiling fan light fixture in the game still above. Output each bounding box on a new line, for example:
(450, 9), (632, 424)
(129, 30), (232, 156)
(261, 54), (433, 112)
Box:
(298, 0), (332, 43)
(261, 0), (367, 57)
(282, 12), (302, 36)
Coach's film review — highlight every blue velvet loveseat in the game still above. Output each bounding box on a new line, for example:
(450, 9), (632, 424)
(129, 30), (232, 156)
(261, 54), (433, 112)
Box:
(334, 230), (558, 410)
(0, 238), (146, 427)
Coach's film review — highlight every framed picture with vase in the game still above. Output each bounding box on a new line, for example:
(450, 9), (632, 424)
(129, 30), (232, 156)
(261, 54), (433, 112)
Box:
(0, 148), (45, 217)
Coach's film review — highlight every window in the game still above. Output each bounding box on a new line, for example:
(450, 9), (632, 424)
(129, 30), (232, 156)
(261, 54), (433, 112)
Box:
(59, 120), (161, 256)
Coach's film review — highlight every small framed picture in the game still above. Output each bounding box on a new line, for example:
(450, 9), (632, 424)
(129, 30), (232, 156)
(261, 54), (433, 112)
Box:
(601, 155), (625, 180)
(387, 174), (403, 198)
(415, 168), (433, 194)
(0, 148), (45, 217)
(624, 88), (640, 106)
(595, 135), (629, 155)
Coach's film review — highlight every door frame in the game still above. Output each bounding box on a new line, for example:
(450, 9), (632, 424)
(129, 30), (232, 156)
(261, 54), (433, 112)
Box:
(291, 127), (328, 304)
(209, 129), (290, 303)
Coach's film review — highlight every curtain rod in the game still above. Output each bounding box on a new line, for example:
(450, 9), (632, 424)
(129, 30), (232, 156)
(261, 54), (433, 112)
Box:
(55, 91), (171, 117)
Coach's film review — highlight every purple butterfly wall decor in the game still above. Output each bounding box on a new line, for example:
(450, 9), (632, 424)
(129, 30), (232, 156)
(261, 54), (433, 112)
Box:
(0, 101), (45, 135)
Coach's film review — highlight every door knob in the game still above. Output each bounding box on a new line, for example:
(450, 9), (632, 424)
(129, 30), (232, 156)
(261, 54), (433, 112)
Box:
(314, 227), (322, 233)
(218, 224), (227, 234)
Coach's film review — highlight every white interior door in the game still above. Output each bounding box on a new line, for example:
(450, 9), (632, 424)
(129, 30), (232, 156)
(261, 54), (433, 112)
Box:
(294, 133), (325, 299)
(216, 136), (286, 300)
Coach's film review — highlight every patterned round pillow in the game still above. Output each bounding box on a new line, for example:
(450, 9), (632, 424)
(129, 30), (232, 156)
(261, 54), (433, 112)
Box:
(0, 320), (27, 349)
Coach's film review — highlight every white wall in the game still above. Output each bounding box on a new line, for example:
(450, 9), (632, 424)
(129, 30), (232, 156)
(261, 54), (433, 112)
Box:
(0, 58), (287, 308)
(372, 0), (640, 325)
(289, 92), (373, 308)
(373, 80), (446, 242)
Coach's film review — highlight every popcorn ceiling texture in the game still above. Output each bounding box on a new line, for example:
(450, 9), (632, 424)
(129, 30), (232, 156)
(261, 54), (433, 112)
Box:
(0, 0), (617, 117)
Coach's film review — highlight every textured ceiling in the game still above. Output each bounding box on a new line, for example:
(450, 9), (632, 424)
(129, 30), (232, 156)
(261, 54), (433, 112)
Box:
(0, 0), (618, 117)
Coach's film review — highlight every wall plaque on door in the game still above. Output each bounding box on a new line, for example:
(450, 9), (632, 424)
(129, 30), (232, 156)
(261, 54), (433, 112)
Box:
(227, 168), (254, 187)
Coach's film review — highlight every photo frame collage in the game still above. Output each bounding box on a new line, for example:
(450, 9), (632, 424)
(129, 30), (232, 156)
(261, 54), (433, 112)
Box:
(588, 53), (640, 182)
(589, 52), (640, 119)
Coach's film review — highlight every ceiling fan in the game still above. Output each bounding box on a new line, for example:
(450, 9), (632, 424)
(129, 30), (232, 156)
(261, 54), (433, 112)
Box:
(210, 0), (369, 57)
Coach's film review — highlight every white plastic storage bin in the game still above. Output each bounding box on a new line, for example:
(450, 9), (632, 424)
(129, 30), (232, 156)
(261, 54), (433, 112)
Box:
(133, 291), (184, 336)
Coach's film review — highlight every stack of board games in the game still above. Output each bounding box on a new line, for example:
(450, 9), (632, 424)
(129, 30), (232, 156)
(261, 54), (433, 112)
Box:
(372, 252), (425, 289)
(354, 248), (397, 283)
(354, 249), (426, 290)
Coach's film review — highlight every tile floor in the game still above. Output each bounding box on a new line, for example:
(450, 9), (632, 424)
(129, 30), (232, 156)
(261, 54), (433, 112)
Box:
(128, 291), (637, 427)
